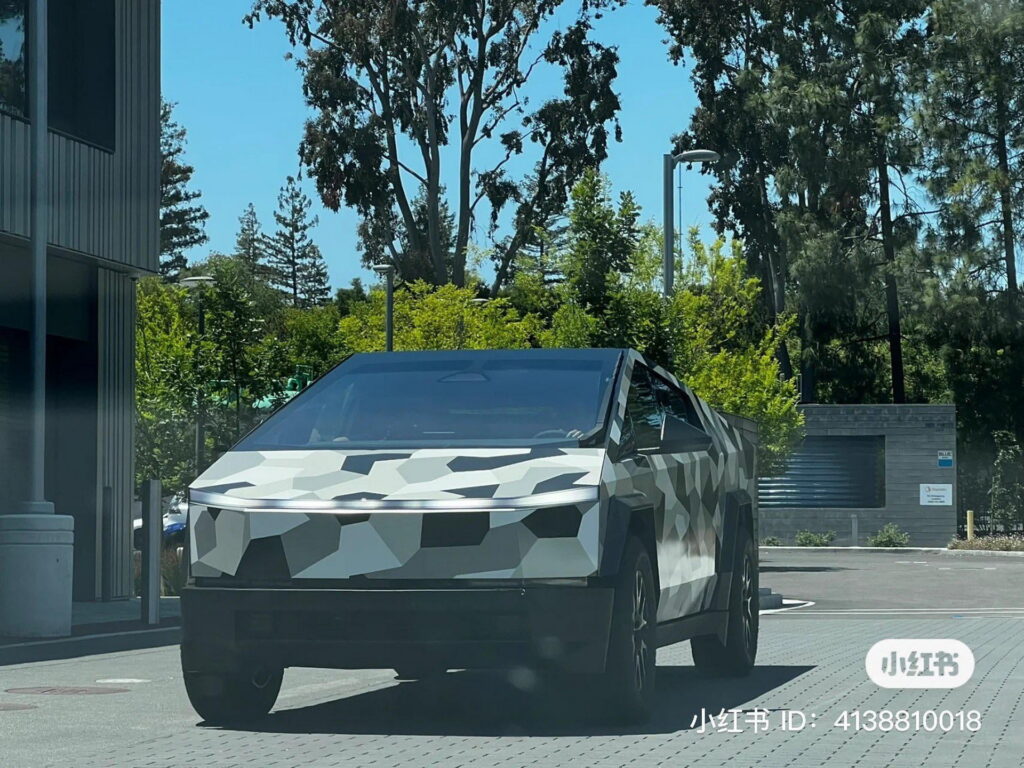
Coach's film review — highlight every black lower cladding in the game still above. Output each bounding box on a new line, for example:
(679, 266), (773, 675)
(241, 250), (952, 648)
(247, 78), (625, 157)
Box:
(181, 584), (615, 673)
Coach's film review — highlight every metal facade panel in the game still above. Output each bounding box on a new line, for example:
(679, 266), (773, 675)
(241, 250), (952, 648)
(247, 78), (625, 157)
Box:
(0, 115), (31, 237)
(0, 1), (159, 273)
(96, 268), (136, 599)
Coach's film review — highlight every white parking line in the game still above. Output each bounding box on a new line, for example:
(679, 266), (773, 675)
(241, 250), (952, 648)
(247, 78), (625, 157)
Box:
(761, 599), (815, 614)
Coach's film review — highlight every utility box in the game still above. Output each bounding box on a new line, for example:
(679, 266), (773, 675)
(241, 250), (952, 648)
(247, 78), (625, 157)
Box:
(759, 405), (957, 547)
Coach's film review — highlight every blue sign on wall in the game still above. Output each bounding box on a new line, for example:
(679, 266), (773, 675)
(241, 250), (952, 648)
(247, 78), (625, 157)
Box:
(937, 450), (954, 468)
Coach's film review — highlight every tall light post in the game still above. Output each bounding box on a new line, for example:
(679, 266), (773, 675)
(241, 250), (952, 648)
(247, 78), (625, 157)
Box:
(663, 149), (720, 297)
(180, 276), (214, 474)
(372, 264), (396, 351)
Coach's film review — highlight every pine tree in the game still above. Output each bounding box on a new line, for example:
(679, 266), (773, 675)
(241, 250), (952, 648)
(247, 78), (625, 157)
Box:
(918, 0), (1024, 304)
(159, 101), (208, 278)
(299, 243), (331, 307)
(234, 203), (264, 269)
(262, 177), (330, 307)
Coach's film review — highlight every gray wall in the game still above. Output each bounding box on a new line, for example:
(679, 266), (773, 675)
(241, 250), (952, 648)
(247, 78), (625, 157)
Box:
(761, 405), (957, 547)
(0, 0), (160, 273)
(96, 269), (136, 599)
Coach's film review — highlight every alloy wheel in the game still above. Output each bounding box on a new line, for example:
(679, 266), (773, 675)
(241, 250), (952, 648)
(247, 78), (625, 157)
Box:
(632, 568), (650, 692)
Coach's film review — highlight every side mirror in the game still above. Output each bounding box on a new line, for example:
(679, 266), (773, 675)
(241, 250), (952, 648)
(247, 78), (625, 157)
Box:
(659, 413), (713, 454)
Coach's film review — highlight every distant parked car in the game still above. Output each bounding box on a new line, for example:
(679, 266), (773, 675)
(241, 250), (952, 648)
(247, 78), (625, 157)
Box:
(132, 493), (187, 550)
(180, 349), (759, 724)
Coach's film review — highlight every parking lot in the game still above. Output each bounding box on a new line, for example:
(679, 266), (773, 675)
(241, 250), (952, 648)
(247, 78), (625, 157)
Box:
(3, 549), (1023, 768)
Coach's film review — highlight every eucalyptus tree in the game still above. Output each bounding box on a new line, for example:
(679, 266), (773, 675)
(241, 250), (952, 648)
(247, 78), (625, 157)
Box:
(246, 0), (625, 290)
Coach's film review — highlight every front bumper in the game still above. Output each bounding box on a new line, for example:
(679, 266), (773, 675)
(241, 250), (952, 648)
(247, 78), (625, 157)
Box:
(181, 583), (615, 674)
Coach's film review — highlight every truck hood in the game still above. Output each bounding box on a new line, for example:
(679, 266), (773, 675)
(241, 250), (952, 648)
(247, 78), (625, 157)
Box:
(190, 447), (604, 508)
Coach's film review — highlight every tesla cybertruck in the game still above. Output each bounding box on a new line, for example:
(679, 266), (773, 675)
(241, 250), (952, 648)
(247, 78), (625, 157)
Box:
(180, 348), (759, 722)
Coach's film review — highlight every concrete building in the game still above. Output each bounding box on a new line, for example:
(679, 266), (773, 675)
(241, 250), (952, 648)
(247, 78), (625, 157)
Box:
(0, 0), (160, 623)
(759, 405), (958, 547)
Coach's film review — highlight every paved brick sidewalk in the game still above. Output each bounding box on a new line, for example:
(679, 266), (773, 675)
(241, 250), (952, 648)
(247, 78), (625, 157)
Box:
(3, 613), (1018, 768)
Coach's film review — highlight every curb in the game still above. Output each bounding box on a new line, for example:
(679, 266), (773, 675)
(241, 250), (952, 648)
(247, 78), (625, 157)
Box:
(0, 625), (180, 667)
(760, 546), (1024, 558)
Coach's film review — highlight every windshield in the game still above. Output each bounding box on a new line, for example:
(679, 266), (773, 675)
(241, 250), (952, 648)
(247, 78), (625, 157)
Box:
(235, 350), (620, 450)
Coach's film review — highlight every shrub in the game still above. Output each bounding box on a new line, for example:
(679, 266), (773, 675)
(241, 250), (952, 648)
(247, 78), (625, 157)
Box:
(161, 547), (186, 596)
(795, 530), (836, 547)
(948, 534), (1024, 551)
(990, 431), (1024, 530)
(868, 523), (910, 547)
(761, 536), (783, 546)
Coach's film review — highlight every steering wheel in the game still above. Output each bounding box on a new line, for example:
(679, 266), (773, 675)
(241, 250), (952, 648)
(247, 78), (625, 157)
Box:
(532, 428), (586, 439)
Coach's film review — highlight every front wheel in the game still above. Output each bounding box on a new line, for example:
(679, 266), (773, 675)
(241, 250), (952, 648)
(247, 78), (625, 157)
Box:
(182, 660), (283, 724)
(600, 536), (657, 721)
(691, 524), (758, 676)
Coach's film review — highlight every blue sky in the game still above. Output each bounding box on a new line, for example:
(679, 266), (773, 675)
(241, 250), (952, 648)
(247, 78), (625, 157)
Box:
(161, 0), (716, 291)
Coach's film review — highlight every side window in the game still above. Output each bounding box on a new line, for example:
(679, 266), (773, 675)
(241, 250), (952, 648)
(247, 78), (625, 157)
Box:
(624, 366), (662, 452)
(650, 372), (706, 432)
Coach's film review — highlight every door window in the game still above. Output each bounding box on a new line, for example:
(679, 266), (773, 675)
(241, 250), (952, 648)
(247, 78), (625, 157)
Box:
(649, 371), (706, 433)
(624, 366), (662, 452)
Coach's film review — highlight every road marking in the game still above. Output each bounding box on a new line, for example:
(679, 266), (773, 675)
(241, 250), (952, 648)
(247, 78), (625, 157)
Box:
(96, 678), (150, 684)
(793, 608), (1024, 615)
(761, 599), (815, 614)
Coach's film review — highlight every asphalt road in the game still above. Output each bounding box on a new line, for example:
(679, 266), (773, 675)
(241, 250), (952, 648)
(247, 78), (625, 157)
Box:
(760, 548), (1024, 615)
(2, 549), (1022, 768)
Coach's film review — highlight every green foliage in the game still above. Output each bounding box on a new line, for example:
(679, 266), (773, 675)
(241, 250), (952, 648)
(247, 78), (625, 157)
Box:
(761, 536), (783, 547)
(562, 169), (639, 316)
(989, 430), (1024, 530)
(334, 278), (368, 316)
(278, 304), (345, 378)
(135, 278), (198, 494)
(867, 523), (911, 547)
(795, 530), (836, 547)
(338, 282), (542, 353)
(159, 101), (209, 277)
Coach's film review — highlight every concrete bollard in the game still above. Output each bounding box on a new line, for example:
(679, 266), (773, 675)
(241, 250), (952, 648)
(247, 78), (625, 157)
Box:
(0, 514), (75, 637)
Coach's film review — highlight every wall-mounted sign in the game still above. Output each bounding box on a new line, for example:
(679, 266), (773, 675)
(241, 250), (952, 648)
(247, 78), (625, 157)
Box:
(937, 450), (954, 468)
(920, 484), (953, 506)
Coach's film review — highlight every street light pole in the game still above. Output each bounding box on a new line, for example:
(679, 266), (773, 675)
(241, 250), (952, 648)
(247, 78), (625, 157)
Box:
(662, 149), (721, 297)
(372, 265), (396, 351)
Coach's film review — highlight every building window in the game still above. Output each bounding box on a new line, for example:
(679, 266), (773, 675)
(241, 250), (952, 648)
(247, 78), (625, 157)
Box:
(759, 435), (886, 509)
(0, 0), (27, 116)
(48, 0), (115, 150)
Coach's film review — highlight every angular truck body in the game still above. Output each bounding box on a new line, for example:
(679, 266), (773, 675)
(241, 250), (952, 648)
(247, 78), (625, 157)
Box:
(181, 348), (758, 722)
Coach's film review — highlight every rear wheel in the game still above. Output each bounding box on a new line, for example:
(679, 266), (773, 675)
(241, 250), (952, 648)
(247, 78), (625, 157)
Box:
(691, 523), (758, 676)
(600, 536), (657, 721)
(182, 659), (283, 724)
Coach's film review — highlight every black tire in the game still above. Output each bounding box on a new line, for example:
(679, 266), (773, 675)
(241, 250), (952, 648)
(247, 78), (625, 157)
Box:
(691, 523), (758, 676)
(601, 536), (657, 722)
(182, 662), (283, 724)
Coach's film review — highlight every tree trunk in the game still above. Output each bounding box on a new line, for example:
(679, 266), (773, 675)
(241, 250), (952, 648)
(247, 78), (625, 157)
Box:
(876, 136), (906, 404)
(995, 86), (1018, 305)
(759, 172), (794, 380)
